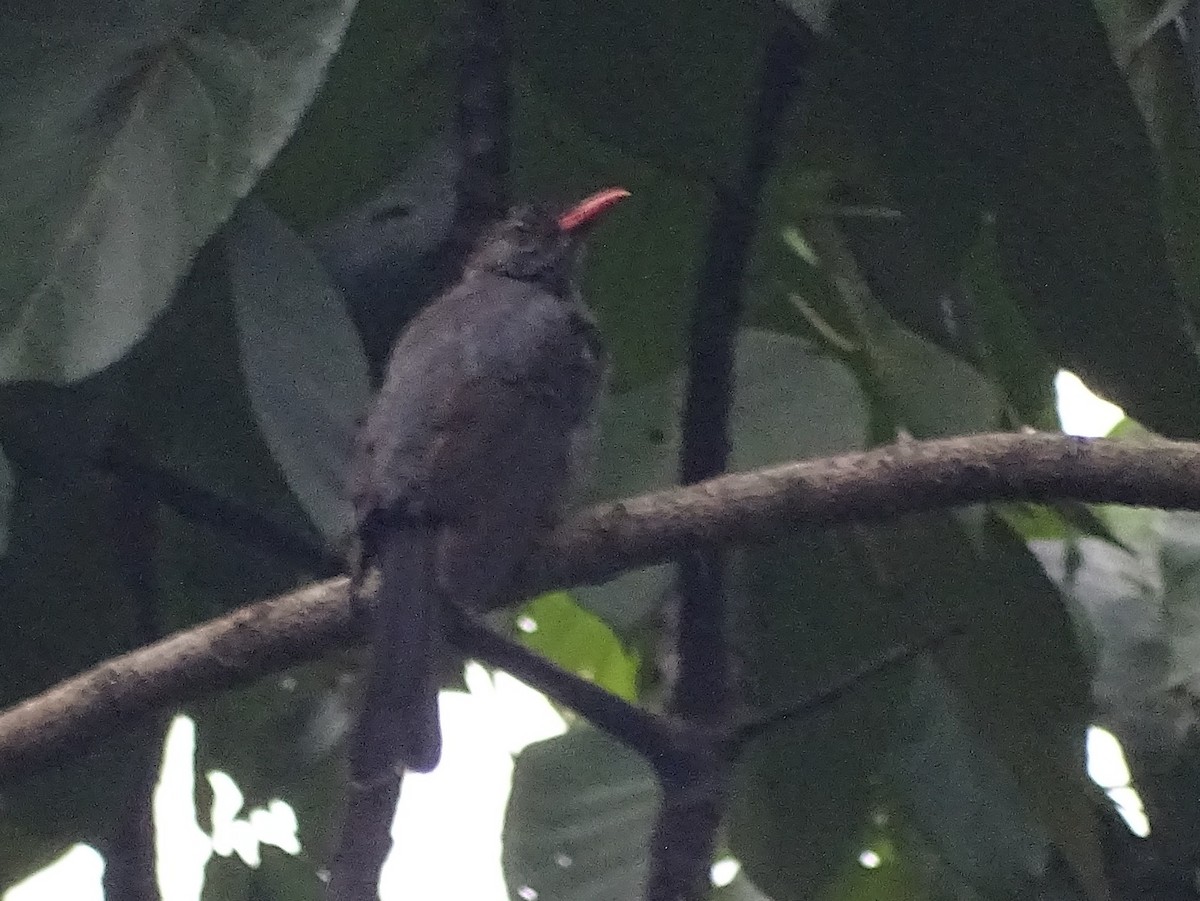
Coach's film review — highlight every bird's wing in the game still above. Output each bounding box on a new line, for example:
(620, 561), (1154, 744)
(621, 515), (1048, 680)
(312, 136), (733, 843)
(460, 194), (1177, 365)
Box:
(352, 271), (603, 607)
(423, 368), (582, 609)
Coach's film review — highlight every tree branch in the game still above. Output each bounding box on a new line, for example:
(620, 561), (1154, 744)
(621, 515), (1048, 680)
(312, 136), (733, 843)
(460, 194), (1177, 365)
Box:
(2, 432), (1200, 774)
(656, 20), (812, 900)
(326, 774), (405, 901)
(444, 607), (692, 772)
(103, 446), (337, 574)
(99, 434), (166, 901)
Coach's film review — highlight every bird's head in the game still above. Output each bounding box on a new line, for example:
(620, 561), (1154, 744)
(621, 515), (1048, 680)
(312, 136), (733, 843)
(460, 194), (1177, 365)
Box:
(466, 187), (629, 290)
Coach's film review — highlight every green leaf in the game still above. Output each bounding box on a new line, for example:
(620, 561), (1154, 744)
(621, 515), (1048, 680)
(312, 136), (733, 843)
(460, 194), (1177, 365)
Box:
(864, 324), (1007, 438)
(578, 330), (865, 629)
(0, 0), (356, 382)
(795, 219), (1008, 440)
(728, 512), (1101, 900)
(886, 665), (1086, 900)
(504, 727), (658, 901)
(118, 241), (324, 601)
(508, 0), (767, 177)
(1093, 0), (1200, 319)
(907, 518), (1103, 900)
(829, 0), (1200, 438)
(730, 693), (891, 901)
(227, 200), (370, 544)
(260, 0), (456, 228)
(517, 593), (641, 701)
(959, 224), (1058, 427)
(728, 525), (916, 901)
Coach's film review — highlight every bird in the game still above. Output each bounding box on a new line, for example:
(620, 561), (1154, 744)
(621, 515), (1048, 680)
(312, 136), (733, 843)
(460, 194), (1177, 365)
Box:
(347, 187), (629, 780)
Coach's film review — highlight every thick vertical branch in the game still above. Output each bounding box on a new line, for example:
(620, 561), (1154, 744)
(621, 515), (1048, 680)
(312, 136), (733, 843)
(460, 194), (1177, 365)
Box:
(675, 21), (812, 720)
(100, 429), (166, 901)
(325, 776), (405, 901)
(443, 0), (511, 262)
(326, 0), (512, 898)
(646, 21), (813, 901)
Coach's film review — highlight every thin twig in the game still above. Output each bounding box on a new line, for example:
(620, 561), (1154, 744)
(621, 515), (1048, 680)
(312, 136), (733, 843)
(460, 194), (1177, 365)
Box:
(104, 447), (336, 573)
(445, 608), (690, 771)
(734, 624), (964, 746)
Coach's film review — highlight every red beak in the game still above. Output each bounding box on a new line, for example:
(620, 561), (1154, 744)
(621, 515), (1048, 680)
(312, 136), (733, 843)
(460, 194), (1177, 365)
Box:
(557, 187), (631, 232)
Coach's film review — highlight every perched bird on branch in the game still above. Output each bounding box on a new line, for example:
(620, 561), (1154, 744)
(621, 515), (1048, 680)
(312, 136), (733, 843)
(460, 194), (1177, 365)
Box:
(348, 187), (629, 779)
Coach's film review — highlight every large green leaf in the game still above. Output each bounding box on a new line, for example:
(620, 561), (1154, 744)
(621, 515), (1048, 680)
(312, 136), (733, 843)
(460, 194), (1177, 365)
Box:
(1093, 0), (1200, 328)
(504, 726), (658, 901)
(260, 0), (455, 229)
(829, 0), (1200, 438)
(787, 218), (1009, 440)
(905, 518), (1102, 899)
(588, 329), (864, 500)
(577, 330), (865, 629)
(730, 677), (899, 901)
(886, 665), (1091, 901)
(227, 200), (370, 545)
(728, 512), (1100, 901)
(728, 523), (917, 901)
(508, 0), (767, 177)
(0, 0), (355, 383)
(957, 225), (1058, 427)
(117, 237), (325, 581)
(107, 242), (342, 892)
(864, 324), (1007, 439)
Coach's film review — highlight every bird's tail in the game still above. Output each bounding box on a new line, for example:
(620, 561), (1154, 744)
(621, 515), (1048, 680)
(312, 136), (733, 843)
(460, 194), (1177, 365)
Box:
(349, 528), (443, 779)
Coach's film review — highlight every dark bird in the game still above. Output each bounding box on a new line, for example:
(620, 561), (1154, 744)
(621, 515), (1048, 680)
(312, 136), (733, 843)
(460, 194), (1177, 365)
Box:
(348, 187), (629, 778)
